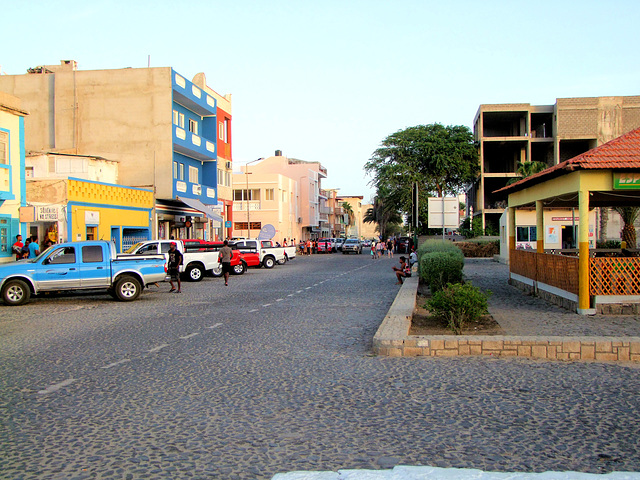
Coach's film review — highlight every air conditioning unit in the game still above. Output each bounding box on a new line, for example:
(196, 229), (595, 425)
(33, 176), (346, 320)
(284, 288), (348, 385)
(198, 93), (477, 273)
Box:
(297, 217), (302, 224)
(225, 161), (232, 169)
(192, 184), (202, 195)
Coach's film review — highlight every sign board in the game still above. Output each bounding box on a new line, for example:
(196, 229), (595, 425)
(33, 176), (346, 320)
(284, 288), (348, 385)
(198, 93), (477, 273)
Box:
(257, 224), (276, 240)
(20, 206), (35, 222)
(613, 172), (640, 190)
(427, 197), (459, 228)
(85, 211), (100, 225)
(225, 221), (232, 228)
(37, 206), (60, 221)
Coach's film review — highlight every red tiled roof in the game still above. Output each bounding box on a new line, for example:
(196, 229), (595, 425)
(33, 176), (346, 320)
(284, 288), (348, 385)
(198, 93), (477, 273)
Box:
(495, 126), (640, 194)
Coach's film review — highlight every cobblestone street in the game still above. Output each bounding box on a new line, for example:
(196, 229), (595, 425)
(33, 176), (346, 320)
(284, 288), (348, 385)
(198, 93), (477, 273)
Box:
(1, 254), (639, 479)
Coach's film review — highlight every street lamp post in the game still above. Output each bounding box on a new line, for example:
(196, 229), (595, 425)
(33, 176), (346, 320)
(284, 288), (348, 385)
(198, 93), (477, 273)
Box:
(244, 158), (264, 239)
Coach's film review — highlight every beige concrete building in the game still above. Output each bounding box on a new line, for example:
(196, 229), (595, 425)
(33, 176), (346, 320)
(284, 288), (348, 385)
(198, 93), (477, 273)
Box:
(232, 153), (327, 241)
(469, 96), (640, 237)
(336, 195), (364, 238)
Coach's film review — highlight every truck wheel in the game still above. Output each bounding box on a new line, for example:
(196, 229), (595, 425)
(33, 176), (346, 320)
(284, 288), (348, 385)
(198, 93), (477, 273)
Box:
(186, 264), (204, 282)
(211, 265), (223, 277)
(232, 262), (246, 275)
(263, 256), (275, 269)
(2, 279), (31, 306)
(277, 256), (287, 265)
(114, 275), (141, 302)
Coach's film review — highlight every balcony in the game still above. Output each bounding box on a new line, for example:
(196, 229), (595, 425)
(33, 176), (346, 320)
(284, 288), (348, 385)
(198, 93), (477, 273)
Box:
(319, 213), (329, 222)
(173, 126), (216, 161)
(172, 70), (216, 117)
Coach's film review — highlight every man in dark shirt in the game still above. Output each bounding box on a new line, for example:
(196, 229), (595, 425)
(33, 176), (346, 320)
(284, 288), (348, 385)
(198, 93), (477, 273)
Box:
(167, 242), (183, 293)
(218, 240), (234, 286)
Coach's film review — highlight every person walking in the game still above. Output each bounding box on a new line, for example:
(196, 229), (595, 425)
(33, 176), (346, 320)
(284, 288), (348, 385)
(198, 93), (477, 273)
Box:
(218, 240), (234, 286)
(12, 235), (24, 261)
(28, 236), (40, 259)
(387, 239), (394, 258)
(167, 242), (183, 293)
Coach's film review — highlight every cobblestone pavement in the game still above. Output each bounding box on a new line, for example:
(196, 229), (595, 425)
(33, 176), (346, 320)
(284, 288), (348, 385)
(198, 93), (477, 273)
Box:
(465, 258), (640, 336)
(0, 253), (639, 479)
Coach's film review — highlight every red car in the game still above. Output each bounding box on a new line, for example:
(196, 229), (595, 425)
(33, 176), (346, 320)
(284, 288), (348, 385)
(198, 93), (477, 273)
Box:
(228, 242), (260, 272)
(316, 238), (333, 253)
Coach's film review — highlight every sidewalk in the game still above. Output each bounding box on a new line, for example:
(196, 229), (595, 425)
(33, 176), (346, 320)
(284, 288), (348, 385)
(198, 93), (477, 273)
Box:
(372, 258), (640, 362)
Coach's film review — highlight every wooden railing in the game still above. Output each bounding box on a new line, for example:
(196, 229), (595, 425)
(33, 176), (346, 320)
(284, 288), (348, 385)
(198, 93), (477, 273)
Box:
(510, 250), (579, 295)
(590, 257), (640, 295)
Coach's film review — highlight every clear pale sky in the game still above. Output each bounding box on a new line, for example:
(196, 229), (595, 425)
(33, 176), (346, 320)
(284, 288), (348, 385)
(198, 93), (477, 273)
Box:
(2, 0), (639, 202)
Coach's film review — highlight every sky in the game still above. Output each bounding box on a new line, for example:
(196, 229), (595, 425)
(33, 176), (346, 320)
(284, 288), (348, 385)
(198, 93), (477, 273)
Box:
(2, 0), (639, 203)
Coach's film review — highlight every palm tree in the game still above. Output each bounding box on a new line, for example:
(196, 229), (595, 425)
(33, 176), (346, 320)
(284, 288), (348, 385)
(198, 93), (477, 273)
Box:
(507, 161), (549, 185)
(342, 202), (355, 235)
(364, 195), (402, 240)
(614, 207), (639, 247)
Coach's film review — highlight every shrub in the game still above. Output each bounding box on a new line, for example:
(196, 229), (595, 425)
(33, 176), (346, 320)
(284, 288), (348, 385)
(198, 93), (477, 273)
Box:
(420, 251), (464, 292)
(455, 240), (499, 257)
(596, 240), (621, 249)
(427, 283), (490, 335)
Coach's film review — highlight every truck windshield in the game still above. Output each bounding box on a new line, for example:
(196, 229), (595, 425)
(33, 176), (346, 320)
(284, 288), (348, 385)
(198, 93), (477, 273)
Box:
(125, 243), (144, 253)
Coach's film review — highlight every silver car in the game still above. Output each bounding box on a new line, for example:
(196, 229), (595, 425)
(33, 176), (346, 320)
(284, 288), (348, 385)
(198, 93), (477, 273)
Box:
(341, 239), (362, 254)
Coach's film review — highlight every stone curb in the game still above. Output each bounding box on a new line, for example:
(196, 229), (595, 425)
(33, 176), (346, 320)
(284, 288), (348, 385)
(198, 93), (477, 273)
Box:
(372, 275), (640, 363)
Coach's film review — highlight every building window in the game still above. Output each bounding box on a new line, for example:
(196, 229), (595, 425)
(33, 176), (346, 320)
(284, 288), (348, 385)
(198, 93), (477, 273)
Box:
(218, 168), (223, 185)
(189, 166), (198, 184)
(86, 226), (97, 241)
(265, 189), (274, 201)
(189, 118), (198, 135)
(173, 161), (178, 179)
(219, 122), (224, 141)
(0, 131), (7, 165)
(223, 118), (229, 143)
(226, 171), (231, 186)
(233, 189), (260, 201)
(178, 113), (185, 129)
(173, 110), (179, 126)
(516, 226), (537, 242)
(179, 163), (184, 181)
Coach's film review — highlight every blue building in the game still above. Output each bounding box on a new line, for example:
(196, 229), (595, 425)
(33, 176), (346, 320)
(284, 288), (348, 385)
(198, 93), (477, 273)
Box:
(0, 92), (27, 263)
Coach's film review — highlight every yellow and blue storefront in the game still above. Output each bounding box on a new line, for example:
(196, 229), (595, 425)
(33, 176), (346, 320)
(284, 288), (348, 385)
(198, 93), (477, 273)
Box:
(65, 178), (154, 252)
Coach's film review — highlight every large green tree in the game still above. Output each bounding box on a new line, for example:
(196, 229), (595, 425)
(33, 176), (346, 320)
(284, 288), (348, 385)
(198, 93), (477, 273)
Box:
(365, 124), (479, 223)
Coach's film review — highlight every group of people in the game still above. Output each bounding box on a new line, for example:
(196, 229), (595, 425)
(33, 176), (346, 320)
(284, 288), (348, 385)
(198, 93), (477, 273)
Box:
(370, 238), (396, 259)
(12, 234), (44, 260)
(299, 239), (315, 255)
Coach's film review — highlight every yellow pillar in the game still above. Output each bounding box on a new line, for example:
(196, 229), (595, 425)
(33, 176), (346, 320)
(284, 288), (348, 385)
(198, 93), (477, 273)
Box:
(577, 189), (593, 314)
(508, 207), (516, 260)
(536, 200), (544, 253)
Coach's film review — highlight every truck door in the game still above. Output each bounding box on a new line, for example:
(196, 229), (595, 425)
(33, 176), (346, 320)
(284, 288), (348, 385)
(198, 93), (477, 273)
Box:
(34, 246), (81, 291)
(79, 244), (111, 288)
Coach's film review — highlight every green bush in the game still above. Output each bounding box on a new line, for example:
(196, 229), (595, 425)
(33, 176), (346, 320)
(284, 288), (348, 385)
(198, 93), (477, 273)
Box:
(427, 283), (490, 335)
(420, 251), (464, 292)
(596, 240), (621, 249)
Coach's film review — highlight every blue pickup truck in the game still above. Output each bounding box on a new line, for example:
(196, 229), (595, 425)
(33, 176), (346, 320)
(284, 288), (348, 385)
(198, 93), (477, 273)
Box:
(0, 240), (167, 306)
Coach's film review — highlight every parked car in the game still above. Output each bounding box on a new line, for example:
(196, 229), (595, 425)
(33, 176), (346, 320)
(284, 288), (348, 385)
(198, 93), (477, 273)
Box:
(231, 239), (285, 268)
(334, 238), (345, 251)
(0, 240), (166, 306)
(396, 236), (413, 254)
(316, 238), (333, 253)
(342, 238), (362, 254)
(362, 239), (372, 247)
(126, 239), (223, 281)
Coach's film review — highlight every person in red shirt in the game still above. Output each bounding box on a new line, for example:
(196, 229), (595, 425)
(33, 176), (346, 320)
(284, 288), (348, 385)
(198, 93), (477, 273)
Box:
(12, 234), (24, 260)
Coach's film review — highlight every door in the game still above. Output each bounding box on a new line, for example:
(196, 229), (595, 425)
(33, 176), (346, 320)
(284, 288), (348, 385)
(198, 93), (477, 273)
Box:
(79, 244), (110, 288)
(111, 227), (121, 253)
(34, 246), (81, 291)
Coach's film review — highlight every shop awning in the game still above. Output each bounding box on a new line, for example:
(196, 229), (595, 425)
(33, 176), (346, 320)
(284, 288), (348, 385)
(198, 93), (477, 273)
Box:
(177, 196), (224, 222)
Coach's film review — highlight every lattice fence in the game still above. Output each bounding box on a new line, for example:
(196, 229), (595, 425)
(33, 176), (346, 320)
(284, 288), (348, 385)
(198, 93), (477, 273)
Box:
(510, 250), (579, 295)
(590, 258), (640, 295)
